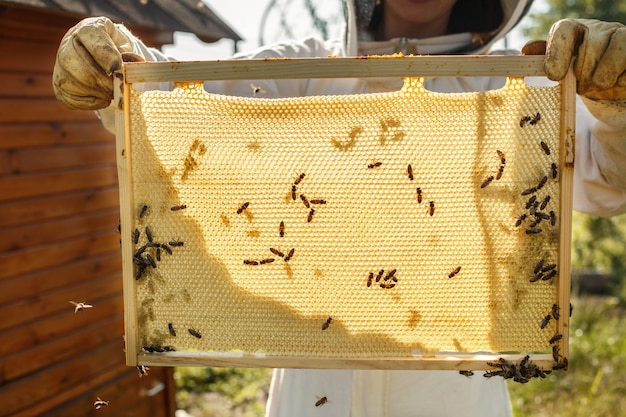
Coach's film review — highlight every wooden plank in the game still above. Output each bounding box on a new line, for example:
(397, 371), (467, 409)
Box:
(0, 166), (118, 203)
(0, 339), (126, 417)
(0, 122), (112, 150)
(0, 143), (116, 176)
(0, 316), (123, 383)
(0, 251), (120, 306)
(0, 187), (119, 229)
(0, 293), (124, 359)
(122, 55), (547, 83)
(0, 209), (119, 253)
(0, 39), (58, 73)
(0, 5), (78, 44)
(0, 98), (100, 123)
(0, 232), (120, 281)
(0, 271), (122, 333)
(0, 72), (54, 98)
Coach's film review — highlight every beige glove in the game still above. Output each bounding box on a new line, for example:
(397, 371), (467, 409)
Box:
(544, 19), (626, 101)
(53, 17), (143, 110)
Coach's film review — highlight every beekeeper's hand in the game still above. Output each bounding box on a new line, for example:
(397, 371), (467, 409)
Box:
(53, 17), (144, 110)
(544, 19), (626, 101)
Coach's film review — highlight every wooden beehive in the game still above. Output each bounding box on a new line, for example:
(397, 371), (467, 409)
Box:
(114, 56), (575, 376)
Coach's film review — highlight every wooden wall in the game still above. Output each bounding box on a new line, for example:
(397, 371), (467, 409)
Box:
(0, 4), (176, 416)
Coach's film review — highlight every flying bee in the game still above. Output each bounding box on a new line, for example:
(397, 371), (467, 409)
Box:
(375, 269), (385, 283)
(169, 241), (184, 247)
(300, 194), (310, 208)
(279, 221), (285, 237)
(496, 150), (506, 164)
(250, 83), (266, 97)
(270, 248), (285, 257)
(294, 172), (306, 185)
(188, 328), (202, 338)
(145, 226), (153, 242)
(322, 317), (332, 330)
(244, 259), (259, 265)
(540, 195), (551, 210)
(168, 323), (177, 336)
(480, 175), (494, 189)
(519, 115), (532, 128)
(537, 175), (548, 190)
(551, 163), (558, 179)
(171, 204), (187, 211)
(367, 272), (373, 287)
(284, 248), (295, 262)
(530, 112), (541, 125)
(428, 201), (435, 216)
(515, 213), (527, 227)
(94, 397), (109, 409)
(367, 161), (383, 169)
(540, 141), (551, 155)
(551, 303), (560, 320)
(315, 396), (328, 407)
(448, 266), (461, 278)
(549, 333), (563, 344)
(459, 370), (474, 377)
(260, 258), (275, 264)
(407, 164), (414, 181)
(307, 208), (315, 223)
(137, 365), (150, 377)
(237, 202), (250, 214)
(416, 187), (423, 204)
(541, 314), (552, 329)
(139, 205), (148, 218)
(70, 301), (93, 313)
(496, 164), (505, 180)
(133, 228), (140, 244)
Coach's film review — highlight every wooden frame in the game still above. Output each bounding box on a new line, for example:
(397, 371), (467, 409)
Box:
(114, 56), (576, 373)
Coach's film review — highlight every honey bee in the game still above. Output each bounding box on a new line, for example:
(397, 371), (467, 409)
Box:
(156, 247), (161, 261)
(416, 187), (423, 204)
(270, 248), (285, 257)
(367, 272), (373, 287)
(553, 358), (568, 371)
(137, 365), (150, 377)
(284, 248), (295, 262)
(542, 263), (557, 273)
(537, 175), (548, 190)
(145, 226), (153, 242)
(521, 186), (537, 196)
(94, 397), (109, 409)
(307, 208), (315, 223)
(550, 211), (557, 226)
(70, 301), (93, 313)
(133, 228), (140, 244)
(384, 269), (397, 281)
(294, 172), (306, 185)
(161, 243), (173, 255)
(428, 201), (435, 216)
(237, 202), (250, 214)
(367, 161), (383, 169)
(310, 199), (326, 205)
(300, 194), (310, 208)
(139, 205), (148, 218)
(315, 396), (328, 407)
(480, 176), (494, 189)
(540, 195), (551, 210)
(291, 185), (297, 201)
(375, 269), (385, 283)
(171, 204), (187, 211)
(542, 269), (557, 281)
(529, 272), (543, 283)
(551, 163), (558, 179)
(533, 258), (545, 274)
(134, 264), (147, 280)
(188, 328), (202, 338)
(145, 253), (156, 268)
(448, 266), (461, 278)
(322, 317), (332, 330)
(551, 303), (560, 320)
(496, 164), (505, 180)
(515, 213), (528, 227)
(519, 115), (532, 128)
(459, 370), (474, 377)
(496, 150), (506, 164)
(250, 83), (266, 97)
(407, 164), (414, 181)
(530, 112), (541, 125)
(279, 221), (285, 237)
(549, 333), (563, 344)
(260, 258), (275, 264)
(540, 141), (551, 155)
(525, 195), (537, 209)
(380, 282), (396, 289)
(526, 228), (542, 235)
(169, 241), (184, 247)
(541, 314), (552, 329)
(552, 344), (561, 361)
(244, 260), (259, 265)
(168, 323), (177, 336)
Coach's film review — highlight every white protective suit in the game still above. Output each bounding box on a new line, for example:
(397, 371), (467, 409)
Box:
(88, 0), (626, 416)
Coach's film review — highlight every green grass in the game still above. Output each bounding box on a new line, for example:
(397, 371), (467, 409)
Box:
(174, 296), (626, 417)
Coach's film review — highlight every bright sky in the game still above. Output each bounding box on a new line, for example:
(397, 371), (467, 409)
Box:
(162, 0), (546, 60)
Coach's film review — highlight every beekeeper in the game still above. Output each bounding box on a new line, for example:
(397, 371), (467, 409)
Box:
(53, 0), (625, 416)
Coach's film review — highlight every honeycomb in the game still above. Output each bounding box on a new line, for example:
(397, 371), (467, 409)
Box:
(127, 76), (565, 359)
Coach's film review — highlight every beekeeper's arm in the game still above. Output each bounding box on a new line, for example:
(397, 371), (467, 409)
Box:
(543, 19), (626, 216)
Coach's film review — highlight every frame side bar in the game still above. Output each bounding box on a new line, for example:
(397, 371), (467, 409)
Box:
(124, 55), (546, 83)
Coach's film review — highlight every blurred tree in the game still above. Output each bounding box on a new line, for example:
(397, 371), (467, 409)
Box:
(524, 0), (626, 40)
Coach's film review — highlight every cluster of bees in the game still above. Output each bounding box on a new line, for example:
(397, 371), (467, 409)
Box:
(483, 355), (551, 383)
(367, 269), (398, 289)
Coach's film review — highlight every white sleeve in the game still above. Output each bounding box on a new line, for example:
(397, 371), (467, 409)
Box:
(573, 97), (626, 216)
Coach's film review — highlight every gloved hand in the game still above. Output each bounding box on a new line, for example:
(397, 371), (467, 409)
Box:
(53, 17), (144, 110)
(544, 19), (626, 101)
